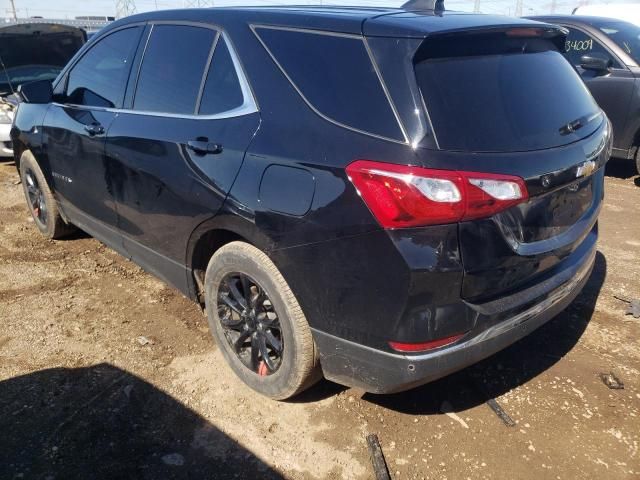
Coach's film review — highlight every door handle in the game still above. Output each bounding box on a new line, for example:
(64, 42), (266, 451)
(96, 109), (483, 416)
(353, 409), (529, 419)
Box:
(187, 140), (223, 155)
(84, 123), (105, 136)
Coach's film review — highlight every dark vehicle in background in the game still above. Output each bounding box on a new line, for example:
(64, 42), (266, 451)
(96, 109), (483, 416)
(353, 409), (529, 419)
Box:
(11, 6), (611, 399)
(0, 23), (86, 157)
(529, 15), (640, 173)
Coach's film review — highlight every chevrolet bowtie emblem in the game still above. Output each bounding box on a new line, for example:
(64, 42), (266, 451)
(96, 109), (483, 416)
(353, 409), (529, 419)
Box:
(576, 160), (597, 179)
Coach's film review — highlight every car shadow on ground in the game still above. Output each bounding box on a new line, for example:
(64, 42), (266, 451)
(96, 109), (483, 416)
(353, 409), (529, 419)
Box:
(605, 157), (637, 180)
(358, 252), (607, 415)
(0, 364), (283, 479)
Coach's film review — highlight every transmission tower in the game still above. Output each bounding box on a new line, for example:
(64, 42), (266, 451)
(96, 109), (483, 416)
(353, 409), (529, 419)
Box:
(515, 0), (523, 16)
(184, 0), (214, 7)
(473, 0), (481, 13)
(116, 0), (137, 19)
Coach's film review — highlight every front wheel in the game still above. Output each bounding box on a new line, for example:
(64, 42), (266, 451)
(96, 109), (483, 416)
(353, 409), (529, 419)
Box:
(204, 241), (321, 400)
(19, 150), (75, 239)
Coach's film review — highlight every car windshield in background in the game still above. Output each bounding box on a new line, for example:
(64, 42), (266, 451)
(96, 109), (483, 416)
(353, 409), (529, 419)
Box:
(595, 20), (640, 64)
(0, 65), (62, 93)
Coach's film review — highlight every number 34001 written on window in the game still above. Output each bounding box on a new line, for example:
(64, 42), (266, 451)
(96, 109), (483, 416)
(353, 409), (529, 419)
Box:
(566, 38), (594, 52)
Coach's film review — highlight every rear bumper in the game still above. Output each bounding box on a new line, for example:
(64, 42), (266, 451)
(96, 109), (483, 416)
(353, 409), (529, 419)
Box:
(314, 241), (596, 394)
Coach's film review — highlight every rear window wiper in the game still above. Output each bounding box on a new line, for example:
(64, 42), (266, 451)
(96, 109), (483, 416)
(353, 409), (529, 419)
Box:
(559, 111), (602, 135)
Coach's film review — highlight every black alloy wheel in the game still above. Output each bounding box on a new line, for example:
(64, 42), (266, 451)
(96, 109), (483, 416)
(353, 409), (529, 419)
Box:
(217, 272), (284, 376)
(24, 167), (48, 227)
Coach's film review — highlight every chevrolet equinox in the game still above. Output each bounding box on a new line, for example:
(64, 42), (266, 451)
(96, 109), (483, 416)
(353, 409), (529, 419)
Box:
(11, 5), (611, 399)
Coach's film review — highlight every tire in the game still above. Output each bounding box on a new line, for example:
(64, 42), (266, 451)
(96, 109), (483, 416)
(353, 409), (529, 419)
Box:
(636, 148), (640, 175)
(19, 150), (75, 239)
(204, 241), (321, 400)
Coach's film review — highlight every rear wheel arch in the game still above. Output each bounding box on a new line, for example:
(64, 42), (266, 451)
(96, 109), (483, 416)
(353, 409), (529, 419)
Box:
(187, 215), (273, 302)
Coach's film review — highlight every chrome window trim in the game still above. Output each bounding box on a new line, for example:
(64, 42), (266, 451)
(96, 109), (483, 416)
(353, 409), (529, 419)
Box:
(52, 101), (257, 121)
(250, 23), (409, 146)
(57, 21), (258, 120)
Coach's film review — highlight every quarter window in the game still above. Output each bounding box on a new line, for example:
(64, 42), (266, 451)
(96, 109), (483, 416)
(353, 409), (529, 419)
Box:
(134, 25), (215, 114)
(66, 27), (142, 108)
(199, 38), (244, 115)
(563, 27), (620, 68)
(254, 27), (404, 142)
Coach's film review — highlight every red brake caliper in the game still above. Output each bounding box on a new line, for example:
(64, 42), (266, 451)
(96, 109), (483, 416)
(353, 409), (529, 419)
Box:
(258, 361), (268, 377)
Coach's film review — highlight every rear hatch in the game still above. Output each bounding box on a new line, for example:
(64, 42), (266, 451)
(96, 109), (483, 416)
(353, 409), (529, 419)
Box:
(365, 14), (611, 301)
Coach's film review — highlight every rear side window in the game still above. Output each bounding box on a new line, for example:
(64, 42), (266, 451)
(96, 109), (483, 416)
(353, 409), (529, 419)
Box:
(255, 27), (404, 142)
(415, 33), (601, 152)
(66, 27), (142, 108)
(134, 25), (215, 114)
(199, 38), (244, 115)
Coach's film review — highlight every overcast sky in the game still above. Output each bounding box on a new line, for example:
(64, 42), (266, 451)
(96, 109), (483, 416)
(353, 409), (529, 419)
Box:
(0, 0), (635, 19)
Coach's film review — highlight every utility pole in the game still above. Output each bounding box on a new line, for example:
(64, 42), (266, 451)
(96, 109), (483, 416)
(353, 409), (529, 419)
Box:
(116, 0), (137, 19)
(515, 0), (523, 17)
(473, 0), (481, 13)
(9, 0), (17, 21)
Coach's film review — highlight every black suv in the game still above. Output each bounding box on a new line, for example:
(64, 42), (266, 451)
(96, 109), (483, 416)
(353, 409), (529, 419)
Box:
(529, 15), (640, 173)
(12, 6), (611, 399)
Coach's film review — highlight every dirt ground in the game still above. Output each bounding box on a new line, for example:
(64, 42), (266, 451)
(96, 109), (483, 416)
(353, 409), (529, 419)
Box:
(0, 158), (639, 480)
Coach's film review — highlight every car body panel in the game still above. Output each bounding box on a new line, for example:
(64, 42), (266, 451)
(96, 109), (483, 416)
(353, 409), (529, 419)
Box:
(105, 111), (260, 292)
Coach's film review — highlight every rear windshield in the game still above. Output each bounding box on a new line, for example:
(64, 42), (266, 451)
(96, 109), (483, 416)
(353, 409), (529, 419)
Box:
(415, 33), (601, 152)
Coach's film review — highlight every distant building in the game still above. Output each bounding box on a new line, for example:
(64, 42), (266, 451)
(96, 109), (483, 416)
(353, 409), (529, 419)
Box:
(0, 16), (112, 34)
(75, 16), (116, 22)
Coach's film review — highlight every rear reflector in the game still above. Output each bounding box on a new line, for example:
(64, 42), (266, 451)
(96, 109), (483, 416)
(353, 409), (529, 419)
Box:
(346, 160), (528, 228)
(389, 333), (466, 353)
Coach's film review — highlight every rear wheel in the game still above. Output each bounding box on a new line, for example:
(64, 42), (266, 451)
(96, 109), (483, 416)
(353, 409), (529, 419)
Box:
(19, 151), (75, 239)
(204, 241), (321, 399)
(635, 147), (640, 175)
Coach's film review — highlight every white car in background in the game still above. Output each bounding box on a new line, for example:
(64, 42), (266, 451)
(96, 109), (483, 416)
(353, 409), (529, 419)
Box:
(573, 3), (640, 26)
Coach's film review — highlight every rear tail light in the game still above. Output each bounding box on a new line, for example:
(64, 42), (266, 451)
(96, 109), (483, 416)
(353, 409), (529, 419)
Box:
(346, 160), (528, 228)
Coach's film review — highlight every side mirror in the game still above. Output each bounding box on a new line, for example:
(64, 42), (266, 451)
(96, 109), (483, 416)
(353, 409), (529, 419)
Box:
(580, 53), (612, 73)
(17, 79), (53, 104)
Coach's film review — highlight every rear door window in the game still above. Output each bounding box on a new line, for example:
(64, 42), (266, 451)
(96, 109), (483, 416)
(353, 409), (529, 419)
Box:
(415, 33), (601, 152)
(254, 27), (404, 142)
(133, 25), (215, 114)
(66, 26), (142, 108)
